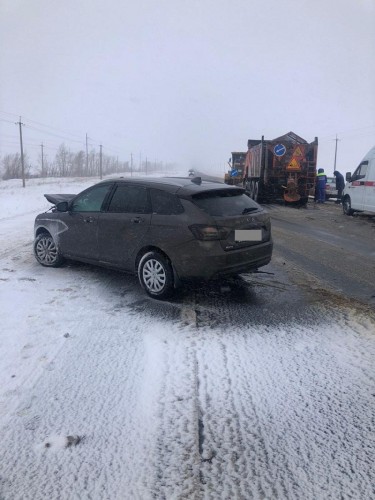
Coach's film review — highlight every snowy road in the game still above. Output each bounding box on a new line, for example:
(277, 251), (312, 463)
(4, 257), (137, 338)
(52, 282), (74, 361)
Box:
(0, 178), (375, 499)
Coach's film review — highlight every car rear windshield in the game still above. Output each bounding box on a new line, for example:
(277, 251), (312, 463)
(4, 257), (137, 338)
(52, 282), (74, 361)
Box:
(191, 189), (260, 216)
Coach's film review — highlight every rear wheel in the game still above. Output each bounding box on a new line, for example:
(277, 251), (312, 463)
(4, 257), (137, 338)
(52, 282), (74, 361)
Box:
(249, 181), (255, 199)
(138, 251), (174, 299)
(34, 233), (65, 267)
(342, 196), (354, 216)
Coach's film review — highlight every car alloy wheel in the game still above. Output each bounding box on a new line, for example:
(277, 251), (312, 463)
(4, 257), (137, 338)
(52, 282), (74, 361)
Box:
(138, 251), (174, 299)
(34, 233), (64, 267)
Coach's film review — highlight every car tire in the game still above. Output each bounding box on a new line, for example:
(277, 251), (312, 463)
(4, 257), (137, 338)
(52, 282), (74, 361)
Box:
(34, 232), (65, 267)
(138, 251), (174, 299)
(342, 196), (354, 216)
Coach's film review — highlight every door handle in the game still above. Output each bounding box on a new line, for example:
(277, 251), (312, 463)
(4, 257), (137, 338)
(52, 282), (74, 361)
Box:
(131, 217), (144, 224)
(83, 216), (94, 223)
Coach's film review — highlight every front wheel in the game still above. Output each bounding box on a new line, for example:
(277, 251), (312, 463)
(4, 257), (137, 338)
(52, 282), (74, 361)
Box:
(34, 233), (65, 267)
(138, 251), (174, 299)
(342, 196), (354, 216)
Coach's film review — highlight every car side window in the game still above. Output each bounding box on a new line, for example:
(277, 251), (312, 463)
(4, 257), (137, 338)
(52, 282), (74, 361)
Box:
(71, 184), (111, 212)
(108, 185), (150, 213)
(150, 189), (184, 215)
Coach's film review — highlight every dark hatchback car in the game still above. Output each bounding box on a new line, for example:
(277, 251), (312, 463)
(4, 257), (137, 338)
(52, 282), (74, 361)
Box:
(34, 177), (273, 299)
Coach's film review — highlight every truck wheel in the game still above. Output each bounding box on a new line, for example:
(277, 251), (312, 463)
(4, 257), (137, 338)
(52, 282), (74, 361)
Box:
(253, 182), (259, 202)
(342, 196), (354, 216)
(249, 181), (255, 199)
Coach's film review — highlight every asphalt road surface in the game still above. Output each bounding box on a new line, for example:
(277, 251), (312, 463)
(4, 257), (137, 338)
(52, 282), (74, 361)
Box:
(269, 200), (375, 309)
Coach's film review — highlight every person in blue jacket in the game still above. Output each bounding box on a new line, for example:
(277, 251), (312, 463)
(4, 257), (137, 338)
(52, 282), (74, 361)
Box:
(316, 168), (327, 203)
(333, 170), (345, 204)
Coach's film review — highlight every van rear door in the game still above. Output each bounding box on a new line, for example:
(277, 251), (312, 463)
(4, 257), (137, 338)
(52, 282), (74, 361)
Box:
(364, 158), (375, 213)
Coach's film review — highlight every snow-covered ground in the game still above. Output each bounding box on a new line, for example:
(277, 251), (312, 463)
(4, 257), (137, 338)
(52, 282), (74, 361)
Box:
(0, 176), (374, 499)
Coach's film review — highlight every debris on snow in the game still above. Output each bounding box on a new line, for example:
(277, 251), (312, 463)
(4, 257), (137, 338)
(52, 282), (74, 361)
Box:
(37, 435), (83, 452)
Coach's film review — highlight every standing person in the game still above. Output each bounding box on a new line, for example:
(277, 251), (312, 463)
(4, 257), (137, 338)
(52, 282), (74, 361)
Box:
(316, 168), (327, 203)
(333, 170), (345, 204)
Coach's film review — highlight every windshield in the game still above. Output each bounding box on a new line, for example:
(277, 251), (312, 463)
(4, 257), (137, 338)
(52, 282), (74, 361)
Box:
(191, 190), (260, 216)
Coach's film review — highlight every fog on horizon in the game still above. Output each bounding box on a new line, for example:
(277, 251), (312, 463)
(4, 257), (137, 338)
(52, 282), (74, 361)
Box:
(1, 0), (374, 178)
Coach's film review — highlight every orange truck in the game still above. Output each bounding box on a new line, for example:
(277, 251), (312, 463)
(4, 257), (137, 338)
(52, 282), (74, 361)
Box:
(226, 131), (318, 205)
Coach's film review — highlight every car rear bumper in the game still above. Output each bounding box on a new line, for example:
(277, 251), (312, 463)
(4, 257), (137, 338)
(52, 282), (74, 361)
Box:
(171, 239), (273, 279)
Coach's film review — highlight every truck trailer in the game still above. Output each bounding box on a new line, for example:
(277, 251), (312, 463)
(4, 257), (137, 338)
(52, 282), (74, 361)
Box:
(229, 132), (318, 205)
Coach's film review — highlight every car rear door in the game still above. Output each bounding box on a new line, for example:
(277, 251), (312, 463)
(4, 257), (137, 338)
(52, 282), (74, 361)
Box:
(97, 183), (151, 268)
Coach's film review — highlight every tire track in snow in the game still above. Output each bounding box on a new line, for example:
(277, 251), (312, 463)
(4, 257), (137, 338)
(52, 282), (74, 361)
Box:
(223, 328), (294, 499)
(196, 331), (277, 499)
(195, 317), (375, 499)
(143, 327), (201, 499)
(197, 338), (253, 499)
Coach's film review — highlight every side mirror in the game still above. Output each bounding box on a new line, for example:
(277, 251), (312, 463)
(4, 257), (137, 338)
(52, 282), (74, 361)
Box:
(56, 201), (69, 212)
(345, 172), (352, 182)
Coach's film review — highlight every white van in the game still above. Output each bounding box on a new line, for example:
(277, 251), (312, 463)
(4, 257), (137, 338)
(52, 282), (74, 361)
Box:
(342, 145), (375, 216)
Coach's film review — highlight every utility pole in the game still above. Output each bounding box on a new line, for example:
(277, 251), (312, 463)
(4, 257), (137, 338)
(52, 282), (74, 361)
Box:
(40, 143), (44, 177)
(130, 153), (133, 177)
(85, 133), (89, 175)
(99, 144), (103, 179)
(333, 134), (340, 172)
(145, 156), (148, 176)
(15, 117), (25, 187)
(139, 152), (142, 172)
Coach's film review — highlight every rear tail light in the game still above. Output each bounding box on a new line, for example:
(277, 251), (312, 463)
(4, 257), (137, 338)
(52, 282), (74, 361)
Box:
(189, 224), (231, 241)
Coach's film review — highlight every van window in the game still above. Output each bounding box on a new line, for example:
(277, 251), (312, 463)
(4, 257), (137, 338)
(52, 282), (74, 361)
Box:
(353, 161), (368, 181)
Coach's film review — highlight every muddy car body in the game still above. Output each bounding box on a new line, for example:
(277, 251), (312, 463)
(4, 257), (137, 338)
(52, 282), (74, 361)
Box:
(34, 177), (273, 299)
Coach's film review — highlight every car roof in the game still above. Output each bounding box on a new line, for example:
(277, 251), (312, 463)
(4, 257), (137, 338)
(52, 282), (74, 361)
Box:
(97, 176), (243, 196)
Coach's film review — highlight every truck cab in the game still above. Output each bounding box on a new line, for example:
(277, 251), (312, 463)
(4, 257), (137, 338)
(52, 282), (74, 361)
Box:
(343, 146), (375, 216)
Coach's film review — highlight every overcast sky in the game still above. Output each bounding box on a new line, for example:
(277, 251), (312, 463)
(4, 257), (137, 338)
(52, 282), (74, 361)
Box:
(1, 0), (374, 176)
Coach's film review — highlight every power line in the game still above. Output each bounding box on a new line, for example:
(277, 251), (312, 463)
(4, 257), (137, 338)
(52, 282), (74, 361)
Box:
(0, 110), (84, 142)
(24, 124), (84, 144)
(0, 118), (16, 124)
(1, 112), (128, 158)
(0, 110), (20, 119)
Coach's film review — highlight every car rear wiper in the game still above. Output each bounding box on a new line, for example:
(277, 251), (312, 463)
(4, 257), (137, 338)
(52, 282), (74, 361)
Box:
(242, 207), (258, 214)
